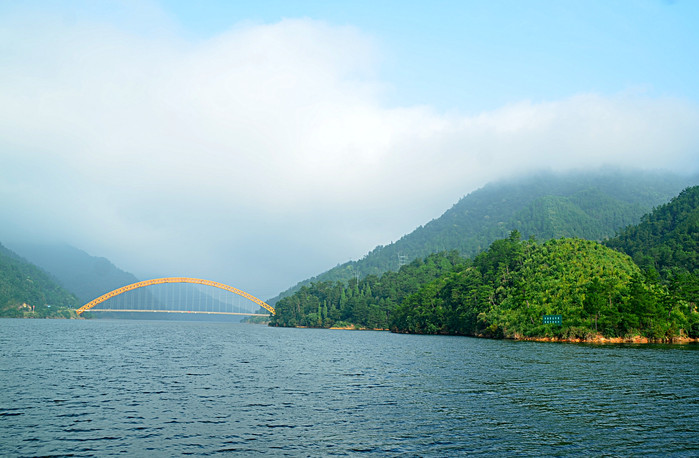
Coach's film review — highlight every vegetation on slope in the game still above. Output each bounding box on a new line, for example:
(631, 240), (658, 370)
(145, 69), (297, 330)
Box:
(9, 243), (139, 303)
(270, 169), (694, 304)
(392, 235), (697, 340)
(0, 243), (80, 318)
(271, 185), (699, 340)
(605, 186), (698, 277)
(605, 185), (699, 318)
(271, 251), (464, 329)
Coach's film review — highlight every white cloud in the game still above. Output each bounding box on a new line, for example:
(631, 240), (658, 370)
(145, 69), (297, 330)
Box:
(1, 11), (698, 298)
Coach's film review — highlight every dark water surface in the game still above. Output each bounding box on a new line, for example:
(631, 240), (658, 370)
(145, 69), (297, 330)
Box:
(1, 319), (698, 456)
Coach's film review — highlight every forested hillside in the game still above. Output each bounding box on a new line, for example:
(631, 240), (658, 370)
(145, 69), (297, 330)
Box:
(605, 186), (698, 276)
(271, 169), (695, 304)
(271, 251), (464, 329)
(0, 243), (80, 318)
(605, 186), (698, 313)
(392, 235), (697, 340)
(271, 186), (699, 341)
(9, 243), (139, 303)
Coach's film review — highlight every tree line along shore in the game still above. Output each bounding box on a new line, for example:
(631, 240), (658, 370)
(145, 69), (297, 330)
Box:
(270, 186), (699, 343)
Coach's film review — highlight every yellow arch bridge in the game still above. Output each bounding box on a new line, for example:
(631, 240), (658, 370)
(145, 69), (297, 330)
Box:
(76, 277), (275, 316)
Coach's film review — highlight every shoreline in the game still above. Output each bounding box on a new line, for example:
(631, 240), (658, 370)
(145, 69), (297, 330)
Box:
(513, 334), (699, 345)
(291, 325), (699, 344)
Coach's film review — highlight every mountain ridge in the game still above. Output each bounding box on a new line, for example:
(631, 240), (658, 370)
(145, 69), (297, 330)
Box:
(269, 168), (697, 304)
(0, 243), (80, 317)
(271, 184), (699, 340)
(8, 243), (140, 303)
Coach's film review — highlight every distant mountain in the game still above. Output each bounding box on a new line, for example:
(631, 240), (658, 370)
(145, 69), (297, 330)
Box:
(270, 168), (697, 304)
(0, 243), (79, 317)
(8, 243), (139, 303)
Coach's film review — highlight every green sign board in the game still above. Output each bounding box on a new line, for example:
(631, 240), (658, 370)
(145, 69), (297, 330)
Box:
(543, 314), (562, 325)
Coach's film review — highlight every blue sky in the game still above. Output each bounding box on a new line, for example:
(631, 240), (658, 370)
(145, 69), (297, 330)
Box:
(6, 0), (699, 111)
(1, 0), (698, 299)
(166, 0), (699, 111)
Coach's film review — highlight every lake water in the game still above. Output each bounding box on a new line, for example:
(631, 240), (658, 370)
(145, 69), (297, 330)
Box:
(1, 319), (698, 456)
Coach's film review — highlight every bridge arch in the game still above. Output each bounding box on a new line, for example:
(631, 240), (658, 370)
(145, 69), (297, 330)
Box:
(76, 277), (275, 315)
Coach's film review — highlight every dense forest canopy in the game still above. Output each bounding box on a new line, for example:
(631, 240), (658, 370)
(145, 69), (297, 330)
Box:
(271, 186), (699, 341)
(272, 251), (464, 329)
(392, 235), (697, 339)
(270, 169), (695, 304)
(605, 186), (699, 277)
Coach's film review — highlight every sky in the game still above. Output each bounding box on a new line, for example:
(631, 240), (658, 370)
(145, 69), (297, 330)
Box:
(1, 0), (698, 300)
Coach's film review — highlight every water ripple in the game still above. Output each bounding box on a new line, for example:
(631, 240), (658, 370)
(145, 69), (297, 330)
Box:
(1, 319), (698, 456)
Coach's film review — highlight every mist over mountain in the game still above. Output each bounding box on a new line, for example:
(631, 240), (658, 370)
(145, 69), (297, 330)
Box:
(8, 243), (140, 304)
(0, 243), (79, 317)
(270, 169), (697, 304)
(2, 168), (695, 311)
(271, 184), (699, 339)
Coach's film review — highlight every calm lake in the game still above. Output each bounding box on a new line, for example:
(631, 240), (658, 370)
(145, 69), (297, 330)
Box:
(1, 318), (698, 456)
